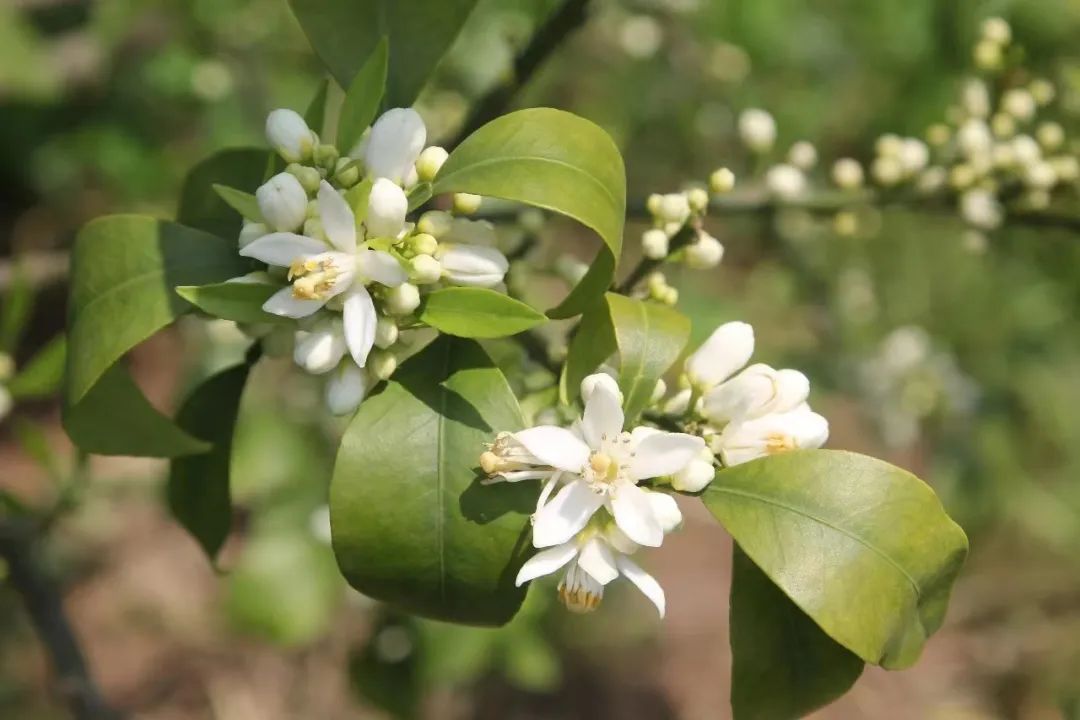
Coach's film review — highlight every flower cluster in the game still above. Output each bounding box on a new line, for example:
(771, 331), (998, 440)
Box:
(234, 108), (510, 415)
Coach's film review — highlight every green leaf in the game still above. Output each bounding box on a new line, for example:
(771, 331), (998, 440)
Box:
(730, 545), (864, 720)
(288, 0), (479, 107)
(64, 215), (249, 457)
(330, 336), (533, 625)
(432, 108), (626, 318)
(178, 148), (270, 239)
(560, 300), (616, 407)
(419, 288), (546, 338)
(0, 260), (32, 353)
(212, 184), (264, 225)
(337, 37), (388, 151)
(702, 450), (968, 670)
(7, 336), (65, 400)
(175, 282), (287, 325)
(605, 293), (690, 424)
(167, 364), (250, 561)
(344, 177), (374, 229)
(304, 77), (330, 137)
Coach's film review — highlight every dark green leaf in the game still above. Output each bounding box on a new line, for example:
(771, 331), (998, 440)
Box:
(175, 282), (287, 325)
(212, 184), (264, 224)
(7, 336), (65, 400)
(178, 148), (270, 239)
(337, 37), (388, 151)
(288, 0), (479, 107)
(330, 336), (533, 625)
(432, 108), (626, 318)
(0, 261), (32, 353)
(420, 288), (546, 338)
(702, 450), (968, 670)
(167, 364), (251, 561)
(730, 545), (864, 720)
(605, 293), (690, 424)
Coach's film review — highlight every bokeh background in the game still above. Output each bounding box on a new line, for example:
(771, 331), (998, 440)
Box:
(3, 0), (1080, 718)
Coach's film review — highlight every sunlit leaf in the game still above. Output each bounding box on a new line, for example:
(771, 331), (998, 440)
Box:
(420, 287), (547, 338)
(175, 282), (287, 325)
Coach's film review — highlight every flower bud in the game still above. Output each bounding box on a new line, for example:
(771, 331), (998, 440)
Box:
(453, 192), (482, 215)
(875, 133), (903, 158)
(957, 119), (992, 158)
(384, 283), (421, 316)
(366, 107), (427, 184)
(1011, 134), (1041, 165)
(961, 80), (990, 119)
(949, 163), (977, 190)
(256, 172), (308, 232)
(0, 352), (14, 382)
(787, 141), (817, 170)
(368, 349), (398, 381)
(293, 319), (347, 374)
(1036, 122), (1065, 152)
(646, 193), (663, 216)
(765, 164), (806, 200)
(916, 166), (947, 194)
(287, 163), (322, 195)
(408, 232), (438, 256)
(871, 156), (904, 186)
(661, 286), (679, 305)
(926, 123), (951, 147)
(313, 143), (339, 171)
(1030, 78), (1056, 106)
(671, 449), (715, 493)
(646, 490), (683, 532)
(415, 146), (449, 182)
(302, 217), (326, 242)
(973, 39), (1003, 71)
(684, 231), (724, 270)
(686, 321), (754, 390)
(899, 138), (929, 175)
(709, 167), (736, 194)
(417, 210), (453, 238)
(581, 372), (622, 405)
(641, 228), (669, 259)
(687, 187), (709, 213)
(325, 362), (369, 415)
(702, 364), (809, 424)
(651, 378), (667, 404)
(437, 244), (509, 287)
(832, 158), (864, 190)
(367, 178), (408, 238)
(738, 108), (776, 152)
(991, 113), (1016, 139)
(981, 16), (1011, 45)
(374, 317), (398, 349)
(266, 109), (316, 163)
(1050, 155), (1079, 182)
(716, 407), (829, 467)
(1002, 89), (1036, 123)
(656, 193), (691, 226)
(960, 189), (1003, 230)
(334, 159), (361, 188)
(403, 165), (419, 190)
(238, 221), (268, 250)
(410, 254), (443, 284)
(1023, 161), (1057, 190)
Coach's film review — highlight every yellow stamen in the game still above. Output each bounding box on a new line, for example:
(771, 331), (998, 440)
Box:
(589, 453), (612, 476)
(765, 433), (796, 454)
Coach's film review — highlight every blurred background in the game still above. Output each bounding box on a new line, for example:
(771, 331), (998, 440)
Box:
(3, 0), (1080, 718)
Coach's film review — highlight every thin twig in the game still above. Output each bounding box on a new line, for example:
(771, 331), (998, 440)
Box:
(0, 519), (121, 720)
(449, 0), (592, 147)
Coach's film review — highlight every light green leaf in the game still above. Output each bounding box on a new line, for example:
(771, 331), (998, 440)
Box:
(64, 215), (249, 457)
(167, 364), (250, 562)
(330, 336), (533, 625)
(212, 184), (264, 225)
(420, 288), (546, 338)
(304, 78), (330, 137)
(178, 149), (270, 239)
(344, 177), (374, 230)
(7, 336), (65, 400)
(432, 108), (626, 318)
(288, 0), (479, 107)
(560, 300), (616, 407)
(337, 37), (388, 151)
(730, 545), (864, 720)
(175, 282), (287, 325)
(0, 260), (32, 353)
(605, 293), (690, 424)
(702, 450), (968, 670)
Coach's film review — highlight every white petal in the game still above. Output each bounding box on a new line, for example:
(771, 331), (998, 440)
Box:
(671, 457), (716, 493)
(365, 108), (427, 184)
(266, 109), (314, 163)
(437, 244), (509, 287)
(256, 172), (309, 232)
(325, 362), (369, 415)
(356, 249), (407, 287)
(515, 543), (578, 586)
(626, 432), (705, 481)
(318, 181), (356, 253)
(645, 491), (683, 533)
(773, 369), (811, 414)
(576, 537), (619, 585)
(532, 481), (604, 548)
(580, 372), (622, 406)
(262, 287), (325, 318)
(685, 321), (755, 390)
(293, 321), (347, 374)
(581, 381), (624, 449)
(240, 232), (326, 267)
(366, 178), (408, 238)
(608, 482), (664, 548)
(616, 555), (666, 618)
(342, 286), (377, 368)
(512, 426), (590, 472)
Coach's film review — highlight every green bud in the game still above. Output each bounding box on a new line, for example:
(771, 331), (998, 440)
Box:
(313, 143), (340, 170)
(287, 164), (322, 195)
(369, 349), (398, 381)
(409, 232), (438, 256)
(452, 192), (482, 215)
(374, 317), (399, 349)
(334, 158), (361, 187)
(417, 211), (453, 238)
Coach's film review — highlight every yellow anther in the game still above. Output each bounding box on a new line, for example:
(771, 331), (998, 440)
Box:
(765, 433), (796, 454)
(589, 453), (612, 476)
(480, 451), (501, 475)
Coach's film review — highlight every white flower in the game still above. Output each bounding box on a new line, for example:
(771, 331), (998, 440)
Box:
(515, 521), (669, 616)
(256, 172), (308, 232)
(240, 181), (407, 367)
(959, 189), (1003, 230)
(765, 164), (806, 200)
(436, 244), (509, 287)
(713, 406), (829, 466)
(738, 108), (776, 152)
(684, 231), (724, 270)
(832, 158), (864, 189)
(365, 108), (427, 185)
(701, 363), (809, 424)
(641, 228), (669, 259)
(685, 321), (754, 391)
(481, 374), (703, 549)
(325, 361), (369, 415)
(581, 372), (622, 405)
(266, 109), (316, 163)
(671, 447), (715, 493)
(293, 317), (347, 374)
(957, 119), (992, 159)
(366, 178), (409, 239)
(409, 254), (443, 284)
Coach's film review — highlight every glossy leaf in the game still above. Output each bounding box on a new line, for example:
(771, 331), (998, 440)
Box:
(730, 545), (864, 719)
(175, 282), (287, 325)
(702, 450), (968, 670)
(432, 108), (626, 318)
(330, 336), (533, 625)
(288, 0), (479, 107)
(304, 78), (330, 136)
(212, 184), (264, 225)
(7, 336), (65, 400)
(177, 148), (270, 239)
(560, 300), (616, 407)
(419, 288), (546, 338)
(64, 215), (248, 457)
(167, 364), (250, 561)
(337, 37), (388, 151)
(605, 293), (690, 424)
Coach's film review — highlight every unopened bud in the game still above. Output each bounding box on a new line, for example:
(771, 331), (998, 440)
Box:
(409, 232), (438, 256)
(313, 143), (339, 170)
(287, 163), (322, 194)
(832, 158), (864, 190)
(410, 254), (443, 284)
(384, 283), (421, 316)
(787, 141), (817, 170)
(646, 193), (663, 216)
(266, 109), (316, 163)
(415, 146), (449, 183)
(418, 210), (453, 238)
(738, 108), (776, 152)
(974, 39), (1003, 71)
(684, 231), (724, 270)
(1036, 122), (1065, 152)
(1030, 78), (1056, 106)
(334, 159), (360, 188)
(687, 187), (709, 213)
(453, 192), (482, 215)
(981, 17), (1011, 45)
(709, 167), (736, 194)
(303, 217), (326, 242)
(256, 172), (308, 232)
(374, 317), (399, 349)
(641, 228), (669, 259)
(369, 349), (398, 381)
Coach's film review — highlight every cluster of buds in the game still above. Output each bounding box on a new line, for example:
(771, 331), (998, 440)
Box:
(233, 107), (511, 415)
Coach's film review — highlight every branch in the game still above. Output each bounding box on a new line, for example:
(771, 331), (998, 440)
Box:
(0, 519), (120, 720)
(449, 0), (592, 147)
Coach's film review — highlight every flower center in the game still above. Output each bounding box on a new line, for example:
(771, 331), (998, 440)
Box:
(765, 432), (796, 454)
(289, 257), (340, 300)
(558, 562), (603, 614)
